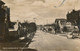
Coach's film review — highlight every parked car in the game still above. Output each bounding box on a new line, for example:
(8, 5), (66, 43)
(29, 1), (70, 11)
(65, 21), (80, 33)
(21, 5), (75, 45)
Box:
(67, 26), (80, 39)
(63, 22), (74, 32)
(54, 19), (67, 33)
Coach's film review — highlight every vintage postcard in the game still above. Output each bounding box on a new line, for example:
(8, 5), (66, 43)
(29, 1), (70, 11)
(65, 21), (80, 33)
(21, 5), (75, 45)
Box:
(0, 0), (80, 51)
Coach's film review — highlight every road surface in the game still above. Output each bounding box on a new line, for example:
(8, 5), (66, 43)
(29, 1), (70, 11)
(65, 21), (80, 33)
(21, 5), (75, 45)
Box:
(28, 30), (80, 51)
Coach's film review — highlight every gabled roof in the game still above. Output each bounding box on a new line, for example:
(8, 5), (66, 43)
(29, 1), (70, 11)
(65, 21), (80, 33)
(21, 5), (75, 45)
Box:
(0, 0), (5, 5)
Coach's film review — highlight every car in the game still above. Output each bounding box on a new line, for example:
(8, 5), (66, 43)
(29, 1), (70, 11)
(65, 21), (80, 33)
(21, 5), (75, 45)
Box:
(67, 26), (80, 39)
(54, 19), (67, 33)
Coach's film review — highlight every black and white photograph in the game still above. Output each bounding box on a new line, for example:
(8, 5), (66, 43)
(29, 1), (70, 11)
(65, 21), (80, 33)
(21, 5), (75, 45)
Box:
(0, 0), (80, 51)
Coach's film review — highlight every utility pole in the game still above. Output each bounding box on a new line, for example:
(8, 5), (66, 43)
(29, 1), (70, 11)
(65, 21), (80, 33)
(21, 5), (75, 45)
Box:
(47, 19), (48, 24)
(33, 18), (36, 23)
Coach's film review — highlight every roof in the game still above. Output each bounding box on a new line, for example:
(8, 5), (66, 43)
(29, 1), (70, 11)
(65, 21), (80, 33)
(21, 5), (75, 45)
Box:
(55, 19), (66, 21)
(0, 0), (5, 5)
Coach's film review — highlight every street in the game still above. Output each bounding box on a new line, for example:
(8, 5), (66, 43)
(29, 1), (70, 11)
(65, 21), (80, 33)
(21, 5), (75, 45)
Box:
(28, 30), (80, 51)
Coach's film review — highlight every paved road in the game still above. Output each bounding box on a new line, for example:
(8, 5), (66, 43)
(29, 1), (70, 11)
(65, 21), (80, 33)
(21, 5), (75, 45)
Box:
(29, 30), (80, 51)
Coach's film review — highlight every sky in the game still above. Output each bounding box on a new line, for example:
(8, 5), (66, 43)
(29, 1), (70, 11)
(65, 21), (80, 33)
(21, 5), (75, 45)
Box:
(2, 0), (80, 25)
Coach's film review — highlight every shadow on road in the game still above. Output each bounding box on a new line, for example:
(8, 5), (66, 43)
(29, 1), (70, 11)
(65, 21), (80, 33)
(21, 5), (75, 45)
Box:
(1, 48), (37, 51)
(59, 34), (67, 37)
(22, 48), (37, 51)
